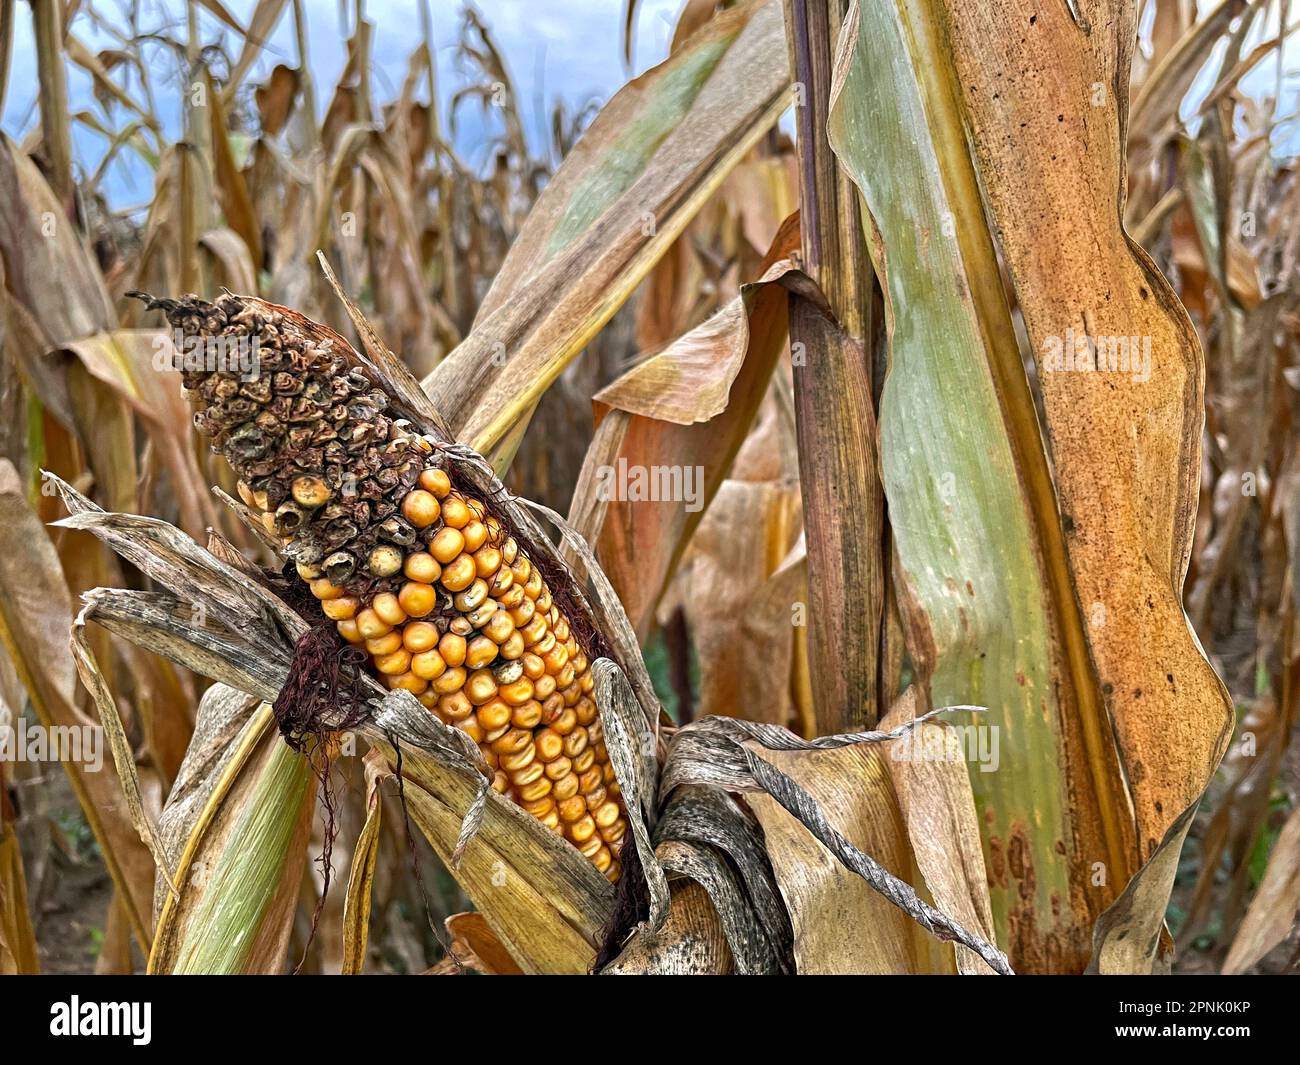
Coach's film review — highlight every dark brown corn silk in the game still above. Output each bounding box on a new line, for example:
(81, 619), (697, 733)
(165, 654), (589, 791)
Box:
(134, 291), (628, 881)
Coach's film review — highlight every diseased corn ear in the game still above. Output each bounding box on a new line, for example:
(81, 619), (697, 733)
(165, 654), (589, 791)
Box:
(142, 291), (627, 879)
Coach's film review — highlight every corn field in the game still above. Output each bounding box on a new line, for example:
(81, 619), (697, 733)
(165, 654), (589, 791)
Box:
(0, 0), (1297, 984)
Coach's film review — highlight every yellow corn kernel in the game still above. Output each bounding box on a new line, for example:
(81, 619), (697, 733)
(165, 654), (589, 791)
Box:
(401, 489), (440, 528)
(476, 699), (513, 732)
(521, 795), (557, 821)
(491, 728), (531, 756)
(411, 648), (447, 681)
(310, 577), (344, 600)
(402, 621), (440, 653)
(374, 649), (412, 675)
(484, 610), (515, 644)
(473, 545), (502, 577)
(321, 596), (359, 620)
(438, 632), (466, 668)
(544, 756), (573, 781)
(440, 554), (476, 592)
(499, 631), (526, 660)
(355, 608), (391, 640)
(372, 593), (406, 626)
(568, 815), (596, 844)
(535, 728), (564, 762)
(463, 521), (489, 553)
(432, 666), (467, 695)
(439, 691), (474, 722)
(465, 669), (498, 705)
(403, 551), (441, 584)
(419, 467), (451, 498)
(390, 672), (428, 695)
(398, 581), (437, 618)
(518, 776), (553, 803)
(511, 700), (542, 730)
(465, 635), (498, 670)
(365, 631), (404, 656)
(441, 496), (472, 529)
(452, 579), (488, 612)
(489, 565), (514, 595)
(553, 773), (580, 802)
(498, 677), (535, 706)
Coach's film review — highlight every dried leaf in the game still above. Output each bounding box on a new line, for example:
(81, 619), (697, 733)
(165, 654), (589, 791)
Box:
(881, 690), (999, 975)
(341, 750), (388, 975)
(675, 479), (802, 725)
(787, 284), (882, 731)
(1129, 0), (1251, 153)
(932, 0), (1233, 941)
(661, 708), (1012, 973)
(654, 785), (793, 965)
(70, 603), (179, 898)
(1223, 802), (1300, 974)
(747, 743), (948, 973)
(445, 911), (525, 975)
(0, 461), (155, 946)
(602, 880), (734, 974)
(570, 224), (799, 637)
(0, 767), (38, 974)
(1087, 803), (1198, 974)
(423, 0), (791, 466)
(222, 0), (291, 104)
(57, 329), (214, 537)
(256, 64), (300, 137)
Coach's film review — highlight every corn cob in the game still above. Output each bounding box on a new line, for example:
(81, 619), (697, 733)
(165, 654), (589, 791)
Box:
(140, 291), (627, 881)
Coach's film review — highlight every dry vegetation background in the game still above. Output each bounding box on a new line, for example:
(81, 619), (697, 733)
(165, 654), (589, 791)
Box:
(0, 0), (1298, 975)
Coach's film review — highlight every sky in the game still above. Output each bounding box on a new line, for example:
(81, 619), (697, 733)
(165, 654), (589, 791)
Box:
(2, 1), (1297, 209)
(1172, 1), (1300, 149)
(1, 0), (683, 207)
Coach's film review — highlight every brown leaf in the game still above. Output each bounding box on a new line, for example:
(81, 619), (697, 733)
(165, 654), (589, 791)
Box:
(58, 329), (215, 538)
(675, 480), (802, 725)
(256, 64), (300, 137)
(747, 743), (949, 973)
(0, 134), (115, 343)
(423, 0), (791, 464)
(938, 0), (1233, 862)
(445, 911), (525, 975)
(207, 70), (264, 270)
(881, 690), (999, 975)
(222, 0), (291, 104)
(0, 764), (38, 974)
(1128, 0), (1250, 154)
(570, 223), (799, 638)
(602, 880), (734, 974)
(788, 285), (882, 731)
(0, 461), (155, 946)
(1223, 802), (1300, 974)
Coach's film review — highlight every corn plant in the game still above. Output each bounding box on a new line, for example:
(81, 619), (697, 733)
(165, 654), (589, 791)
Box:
(0, 0), (1297, 977)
